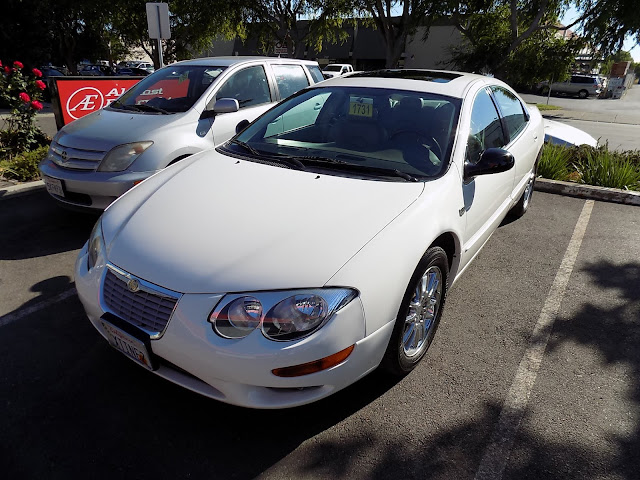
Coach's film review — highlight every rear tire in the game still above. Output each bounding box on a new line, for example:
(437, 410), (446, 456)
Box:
(381, 247), (448, 376)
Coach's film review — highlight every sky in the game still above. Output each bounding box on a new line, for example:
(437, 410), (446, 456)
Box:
(562, 6), (640, 61)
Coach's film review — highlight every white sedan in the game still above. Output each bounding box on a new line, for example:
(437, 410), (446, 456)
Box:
(75, 70), (544, 408)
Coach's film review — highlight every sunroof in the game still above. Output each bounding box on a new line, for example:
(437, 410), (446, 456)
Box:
(349, 69), (460, 83)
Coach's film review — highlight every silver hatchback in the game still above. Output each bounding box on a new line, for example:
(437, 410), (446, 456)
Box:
(539, 74), (601, 99)
(40, 57), (324, 210)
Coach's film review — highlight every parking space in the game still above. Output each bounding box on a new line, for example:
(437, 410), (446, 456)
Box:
(1, 191), (639, 479)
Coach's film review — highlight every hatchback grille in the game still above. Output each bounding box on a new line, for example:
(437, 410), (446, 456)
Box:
(102, 268), (180, 337)
(49, 140), (106, 171)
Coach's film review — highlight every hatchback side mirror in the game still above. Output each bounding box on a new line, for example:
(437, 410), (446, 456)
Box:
(200, 98), (239, 119)
(464, 148), (514, 181)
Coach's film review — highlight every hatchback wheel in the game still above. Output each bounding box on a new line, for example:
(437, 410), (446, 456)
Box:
(381, 247), (448, 375)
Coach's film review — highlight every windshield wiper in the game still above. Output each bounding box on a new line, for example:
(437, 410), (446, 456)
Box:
(282, 155), (419, 181)
(110, 102), (141, 112)
(135, 104), (170, 114)
(229, 139), (262, 156)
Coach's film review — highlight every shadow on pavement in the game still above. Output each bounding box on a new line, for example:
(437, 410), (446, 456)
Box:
(1, 259), (638, 479)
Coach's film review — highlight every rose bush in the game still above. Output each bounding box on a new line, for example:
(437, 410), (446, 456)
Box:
(0, 59), (49, 164)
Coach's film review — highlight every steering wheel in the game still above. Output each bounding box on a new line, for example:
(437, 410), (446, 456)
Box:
(389, 130), (443, 160)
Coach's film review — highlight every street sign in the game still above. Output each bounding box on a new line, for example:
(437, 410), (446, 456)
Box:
(146, 3), (171, 39)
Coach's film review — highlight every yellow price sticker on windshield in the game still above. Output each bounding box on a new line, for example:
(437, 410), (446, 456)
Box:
(349, 100), (373, 117)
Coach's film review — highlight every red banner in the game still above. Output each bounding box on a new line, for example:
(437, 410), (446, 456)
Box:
(54, 78), (141, 126)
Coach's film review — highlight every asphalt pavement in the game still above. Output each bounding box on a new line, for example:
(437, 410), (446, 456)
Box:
(1, 189), (639, 480)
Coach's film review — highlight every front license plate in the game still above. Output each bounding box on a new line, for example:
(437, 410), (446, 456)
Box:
(100, 319), (155, 370)
(44, 176), (64, 197)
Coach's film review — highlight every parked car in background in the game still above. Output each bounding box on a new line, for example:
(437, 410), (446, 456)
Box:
(322, 63), (355, 79)
(115, 67), (150, 77)
(538, 74), (601, 98)
(75, 69), (543, 408)
(543, 119), (597, 147)
(40, 57), (324, 210)
(39, 66), (66, 100)
(79, 64), (117, 76)
(137, 62), (155, 73)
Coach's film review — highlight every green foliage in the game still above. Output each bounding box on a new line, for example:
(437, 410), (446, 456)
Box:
(599, 50), (635, 76)
(539, 142), (571, 181)
(574, 0), (640, 55)
(0, 62), (47, 155)
(448, 3), (581, 86)
(574, 144), (640, 191)
(539, 142), (640, 191)
(0, 145), (49, 182)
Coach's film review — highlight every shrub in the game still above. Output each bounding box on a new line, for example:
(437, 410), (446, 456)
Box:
(538, 143), (571, 181)
(0, 145), (48, 182)
(0, 60), (47, 156)
(574, 145), (640, 191)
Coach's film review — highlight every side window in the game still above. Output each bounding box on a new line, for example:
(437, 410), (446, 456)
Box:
(307, 65), (325, 84)
(215, 65), (271, 109)
(491, 86), (527, 141)
(272, 64), (310, 100)
(467, 88), (506, 164)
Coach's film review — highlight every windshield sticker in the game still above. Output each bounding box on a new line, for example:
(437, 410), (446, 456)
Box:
(349, 97), (373, 117)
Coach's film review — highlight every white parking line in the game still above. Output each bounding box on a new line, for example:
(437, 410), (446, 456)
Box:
(474, 199), (594, 480)
(0, 287), (77, 328)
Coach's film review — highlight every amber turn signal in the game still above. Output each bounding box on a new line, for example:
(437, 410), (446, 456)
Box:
(272, 345), (355, 377)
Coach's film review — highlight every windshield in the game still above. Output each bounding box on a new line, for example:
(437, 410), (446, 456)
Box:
(226, 86), (461, 180)
(323, 65), (342, 72)
(109, 65), (226, 113)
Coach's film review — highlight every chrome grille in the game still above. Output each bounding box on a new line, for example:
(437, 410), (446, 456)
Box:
(102, 267), (180, 337)
(49, 140), (106, 171)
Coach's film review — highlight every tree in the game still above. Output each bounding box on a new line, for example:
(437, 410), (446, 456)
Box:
(352, 1), (442, 68)
(447, 2), (582, 85)
(238, 1), (352, 58)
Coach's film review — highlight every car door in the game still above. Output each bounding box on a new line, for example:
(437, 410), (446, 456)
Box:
(461, 86), (515, 262)
(489, 85), (536, 194)
(209, 64), (275, 145)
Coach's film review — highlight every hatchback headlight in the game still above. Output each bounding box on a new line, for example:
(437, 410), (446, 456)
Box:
(209, 289), (358, 341)
(87, 218), (105, 270)
(97, 141), (153, 172)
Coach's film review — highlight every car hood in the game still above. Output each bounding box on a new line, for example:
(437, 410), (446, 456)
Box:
(102, 151), (424, 294)
(55, 108), (188, 152)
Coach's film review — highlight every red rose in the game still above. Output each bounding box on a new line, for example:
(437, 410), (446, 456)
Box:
(19, 92), (31, 103)
(32, 68), (42, 78)
(31, 100), (43, 110)
(0, 60), (3, 67)
(3, 66), (10, 74)
(35, 80), (46, 90)
(13, 61), (24, 69)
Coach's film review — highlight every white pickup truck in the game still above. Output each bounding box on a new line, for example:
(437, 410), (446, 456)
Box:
(322, 64), (356, 79)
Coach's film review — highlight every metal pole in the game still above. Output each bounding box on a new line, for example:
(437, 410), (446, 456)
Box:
(156, 5), (164, 68)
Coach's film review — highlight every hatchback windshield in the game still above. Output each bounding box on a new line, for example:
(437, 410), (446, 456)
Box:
(109, 65), (226, 113)
(227, 87), (461, 180)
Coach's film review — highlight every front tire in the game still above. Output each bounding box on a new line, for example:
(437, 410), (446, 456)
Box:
(381, 247), (448, 376)
(578, 89), (589, 99)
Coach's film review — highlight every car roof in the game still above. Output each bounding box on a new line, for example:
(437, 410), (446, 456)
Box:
(318, 69), (500, 99)
(174, 56), (319, 67)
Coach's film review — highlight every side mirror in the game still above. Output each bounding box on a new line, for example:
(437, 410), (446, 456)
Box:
(464, 148), (514, 181)
(236, 119), (250, 134)
(200, 98), (239, 119)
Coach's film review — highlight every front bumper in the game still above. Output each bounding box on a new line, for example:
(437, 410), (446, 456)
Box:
(39, 158), (158, 210)
(74, 244), (394, 409)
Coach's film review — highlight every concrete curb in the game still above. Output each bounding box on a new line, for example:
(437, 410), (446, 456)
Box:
(0, 180), (45, 200)
(535, 178), (640, 206)
(1, 177), (638, 206)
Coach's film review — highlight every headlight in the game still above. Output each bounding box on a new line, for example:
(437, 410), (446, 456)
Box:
(87, 218), (105, 270)
(97, 141), (153, 172)
(209, 289), (358, 341)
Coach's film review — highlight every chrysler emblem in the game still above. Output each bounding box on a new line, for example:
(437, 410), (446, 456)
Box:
(61, 150), (68, 161)
(127, 278), (140, 293)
